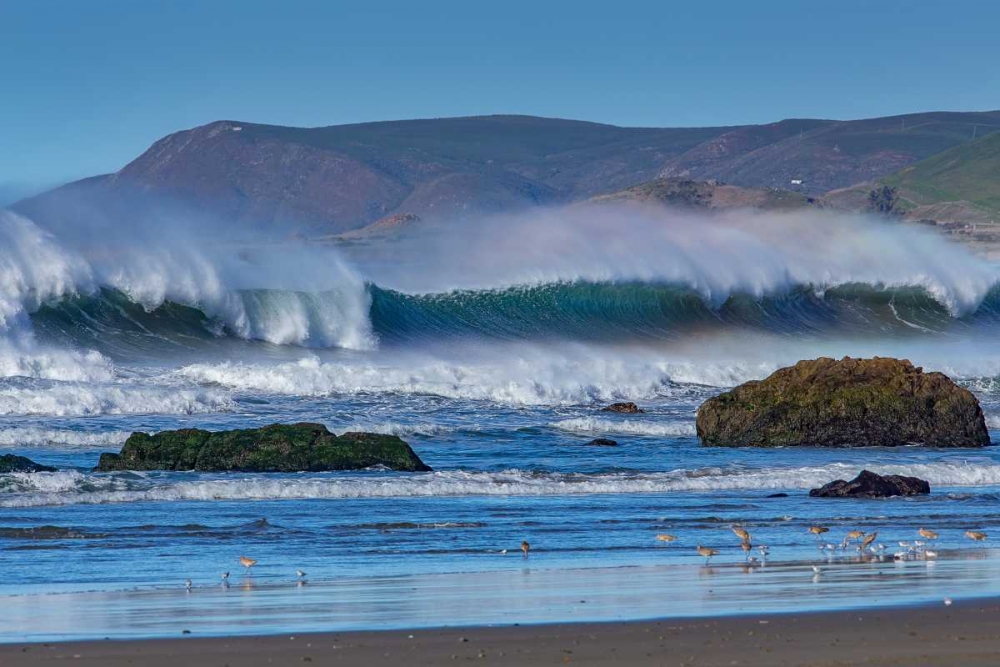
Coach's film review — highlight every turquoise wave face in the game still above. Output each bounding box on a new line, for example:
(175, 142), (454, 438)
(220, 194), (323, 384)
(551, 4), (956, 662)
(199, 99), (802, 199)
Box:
(25, 280), (1000, 356)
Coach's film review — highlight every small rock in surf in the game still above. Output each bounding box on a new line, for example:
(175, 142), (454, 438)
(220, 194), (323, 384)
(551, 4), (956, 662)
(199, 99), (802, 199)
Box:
(809, 469), (930, 498)
(601, 402), (644, 414)
(0, 454), (57, 473)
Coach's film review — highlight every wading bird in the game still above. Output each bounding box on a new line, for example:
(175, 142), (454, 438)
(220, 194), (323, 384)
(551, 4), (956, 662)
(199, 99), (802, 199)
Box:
(521, 540), (531, 557)
(846, 530), (865, 542)
(656, 534), (677, 542)
(696, 545), (719, 564)
(966, 530), (988, 543)
(296, 570), (306, 579)
(731, 526), (751, 542)
(239, 556), (258, 574)
(919, 528), (939, 541)
(808, 526), (829, 537)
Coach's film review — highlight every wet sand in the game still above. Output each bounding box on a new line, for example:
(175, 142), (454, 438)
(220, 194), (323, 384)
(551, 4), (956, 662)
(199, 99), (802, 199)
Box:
(4, 599), (1000, 667)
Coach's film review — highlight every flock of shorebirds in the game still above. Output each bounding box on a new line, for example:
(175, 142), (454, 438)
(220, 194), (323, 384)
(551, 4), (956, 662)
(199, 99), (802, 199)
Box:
(185, 542), (534, 590)
(182, 529), (990, 589)
(671, 525), (990, 567)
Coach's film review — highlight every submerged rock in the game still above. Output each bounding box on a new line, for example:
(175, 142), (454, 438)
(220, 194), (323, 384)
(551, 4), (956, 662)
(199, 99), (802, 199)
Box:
(94, 423), (431, 473)
(0, 454), (57, 473)
(809, 470), (930, 498)
(585, 438), (619, 447)
(601, 402), (644, 414)
(696, 357), (989, 448)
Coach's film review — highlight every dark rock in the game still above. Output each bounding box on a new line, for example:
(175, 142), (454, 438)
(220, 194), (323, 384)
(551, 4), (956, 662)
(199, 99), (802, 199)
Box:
(809, 469), (930, 498)
(585, 438), (619, 447)
(0, 454), (57, 473)
(94, 423), (431, 473)
(696, 357), (989, 448)
(766, 492), (789, 498)
(601, 402), (644, 414)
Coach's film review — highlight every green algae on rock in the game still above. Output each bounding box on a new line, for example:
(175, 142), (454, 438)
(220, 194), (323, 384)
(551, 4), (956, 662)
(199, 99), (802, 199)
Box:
(0, 454), (57, 473)
(696, 357), (990, 448)
(94, 423), (432, 472)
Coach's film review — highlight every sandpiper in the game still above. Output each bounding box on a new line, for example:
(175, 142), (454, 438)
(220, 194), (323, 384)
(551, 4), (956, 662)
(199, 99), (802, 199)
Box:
(696, 545), (719, 564)
(731, 526), (751, 542)
(296, 569), (306, 579)
(221, 571), (230, 582)
(185, 579), (192, 590)
(808, 526), (829, 537)
(966, 530), (988, 543)
(239, 556), (258, 574)
(919, 528), (939, 540)
(656, 534), (677, 542)
(521, 540), (531, 557)
(846, 530), (865, 541)
(860, 532), (878, 551)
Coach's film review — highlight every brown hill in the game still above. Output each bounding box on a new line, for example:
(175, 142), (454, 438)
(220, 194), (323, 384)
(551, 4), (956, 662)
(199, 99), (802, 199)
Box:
(16, 111), (1000, 236)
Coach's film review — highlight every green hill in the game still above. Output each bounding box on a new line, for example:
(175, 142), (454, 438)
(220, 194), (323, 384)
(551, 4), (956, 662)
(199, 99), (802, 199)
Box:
(883, 131), (1000, 215)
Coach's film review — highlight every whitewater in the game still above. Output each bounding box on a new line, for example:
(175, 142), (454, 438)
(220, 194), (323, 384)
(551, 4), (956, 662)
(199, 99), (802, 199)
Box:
(6, 203), (1000, 639)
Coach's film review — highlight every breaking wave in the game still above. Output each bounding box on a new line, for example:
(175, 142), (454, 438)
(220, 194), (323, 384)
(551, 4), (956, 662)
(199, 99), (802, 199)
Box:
(4, 461), (1000, 507)
(549, 417), (697, 437)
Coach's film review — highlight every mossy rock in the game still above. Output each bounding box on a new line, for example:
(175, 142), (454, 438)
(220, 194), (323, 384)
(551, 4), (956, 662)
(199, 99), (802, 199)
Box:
(0, 454), (57, 473)
(94, 423), (431, 472)
(696, 357), (990, 448)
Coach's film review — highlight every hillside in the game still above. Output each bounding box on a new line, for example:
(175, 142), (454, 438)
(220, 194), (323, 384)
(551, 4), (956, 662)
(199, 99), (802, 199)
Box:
(15, 111), (1000, 236)
(882, 131), (1000, 217)
(589, 178), (815, 212)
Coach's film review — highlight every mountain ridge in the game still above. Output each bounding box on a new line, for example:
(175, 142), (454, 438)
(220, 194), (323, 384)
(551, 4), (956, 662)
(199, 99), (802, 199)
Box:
(14, 110), (1000, 236)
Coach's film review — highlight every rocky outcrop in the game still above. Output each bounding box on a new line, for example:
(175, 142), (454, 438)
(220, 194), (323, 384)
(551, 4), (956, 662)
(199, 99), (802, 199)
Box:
(601, 402), (644, 414)
(585, 438), (619, 447)
(696, 357), (989, 448)
(0, 454), (57, 473)
(94, 423), (431, 473)
(809, 470), (930, 498)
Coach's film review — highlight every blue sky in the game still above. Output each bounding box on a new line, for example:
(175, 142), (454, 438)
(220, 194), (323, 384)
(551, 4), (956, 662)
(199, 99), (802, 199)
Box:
(3, 0), (1000, 191)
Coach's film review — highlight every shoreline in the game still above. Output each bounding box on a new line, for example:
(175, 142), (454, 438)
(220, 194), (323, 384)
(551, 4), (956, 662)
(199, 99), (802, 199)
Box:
(4, 599), (1000, 666)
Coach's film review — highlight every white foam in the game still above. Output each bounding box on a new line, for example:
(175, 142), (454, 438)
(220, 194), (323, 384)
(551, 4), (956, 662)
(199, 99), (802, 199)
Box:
(0, 382), (233, 416)
(5, 462), (1000, 508)
(175, 353), (764, 405)
(550, 417), (696, 437)
(0, 427), (130, 449)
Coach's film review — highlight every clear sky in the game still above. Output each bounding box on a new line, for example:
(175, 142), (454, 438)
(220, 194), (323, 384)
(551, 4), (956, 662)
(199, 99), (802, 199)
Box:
(3, 0), (999, 191)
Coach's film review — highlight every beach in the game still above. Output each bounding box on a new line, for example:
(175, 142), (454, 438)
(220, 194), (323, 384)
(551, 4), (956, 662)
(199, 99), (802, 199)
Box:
(4, 600), (1000, 666)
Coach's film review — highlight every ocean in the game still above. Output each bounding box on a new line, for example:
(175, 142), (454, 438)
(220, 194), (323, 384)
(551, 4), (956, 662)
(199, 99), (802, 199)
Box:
(4, 206), (1000, 641)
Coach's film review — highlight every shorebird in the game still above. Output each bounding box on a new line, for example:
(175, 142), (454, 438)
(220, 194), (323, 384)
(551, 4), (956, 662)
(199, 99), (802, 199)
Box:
(860, 532), (878, 551)
(296, 570), (306, 579)
(500, 549), (508, 555)
(924, 550), (938, 559)
(696, 545), (719, 564)
(185, 579), (192, 590)
(221, 571), (230, 582)
(239, 556), (258, 574)
(731, 526), (751, 542)
(808, 526), (829, 537)
(846, 530), (865, 542)
(521, 540), (531, 558)
(966, 530), (988, 543)
(757, 545), (770, 559)
(811, 565), (822, 575)
(919, 528), (939, 541)
(656, 534), (677, 542)
(740, 540), (753, 560)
